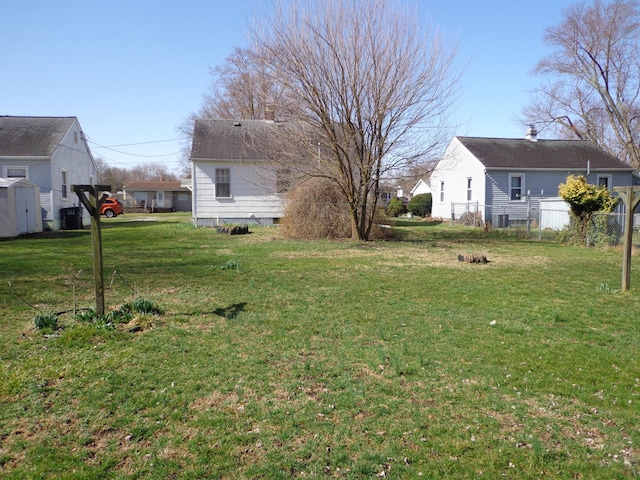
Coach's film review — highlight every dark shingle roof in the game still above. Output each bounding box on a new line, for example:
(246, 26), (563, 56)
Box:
(190, 119), (293, 160)
(124, 181), (188, 191)
(0, 116), (77, 157)
(457, 136), (632, 170)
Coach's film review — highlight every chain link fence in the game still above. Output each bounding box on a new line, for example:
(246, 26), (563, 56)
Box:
(450, 203), (539, 230)
(449, 202), (640, 245)
(587, 212), (634, 247)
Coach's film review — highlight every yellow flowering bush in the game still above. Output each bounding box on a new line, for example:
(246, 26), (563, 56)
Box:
(558, 175), (618, 243)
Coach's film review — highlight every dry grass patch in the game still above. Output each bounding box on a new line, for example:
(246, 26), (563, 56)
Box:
(271, 245), (552, 270)
(189, 391), (241, 411)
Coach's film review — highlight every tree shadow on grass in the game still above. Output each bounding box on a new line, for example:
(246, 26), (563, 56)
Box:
(170, 303), (248, 320)
(213, 302), (247, 320)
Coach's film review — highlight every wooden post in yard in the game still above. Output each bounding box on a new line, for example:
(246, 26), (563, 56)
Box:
(613, 186), (640, 292)
(73, 185), (111, 315)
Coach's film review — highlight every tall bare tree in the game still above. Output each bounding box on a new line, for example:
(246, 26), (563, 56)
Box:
(177, 47), (299, 174)
(251, 0), (459, 240)
(525, 0), (640, 170)
(96, 159), (178, 191)
(128, 163), (178, 183)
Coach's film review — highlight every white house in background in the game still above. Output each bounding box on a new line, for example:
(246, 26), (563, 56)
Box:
(123, 180), (192, 212)
(0, 177), (43, 238)
(430, 126), (636, 226)
(0, 116), (97, 230)
(190, 119), (288, 226)
(410, 178), (431, 197)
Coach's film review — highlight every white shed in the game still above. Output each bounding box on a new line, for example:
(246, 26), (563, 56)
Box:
(539, 197), (570, 230)
(0, 177), (43, 238)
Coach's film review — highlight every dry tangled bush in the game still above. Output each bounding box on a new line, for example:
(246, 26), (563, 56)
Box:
(280, 178), (352, 239)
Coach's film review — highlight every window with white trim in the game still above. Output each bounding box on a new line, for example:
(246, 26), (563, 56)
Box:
(61, 169), (68, 199)
(509, 174), (524, 201)
(3, 166), (28, 179)
(466, 177), (472, 201)
(215, 168), (231, 198)
(439, 181), (445, 202)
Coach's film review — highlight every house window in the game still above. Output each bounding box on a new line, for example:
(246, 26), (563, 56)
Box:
(597, 175), (611, 189)
(509, 174), (524, 201)
(134, 192), (147, 207)
(466, 178), (472, 201)
(61, 170), (68, 199)
(440, 181), (445, 202)
(215, 168), (231, 198)
(4, 166), (28, 179)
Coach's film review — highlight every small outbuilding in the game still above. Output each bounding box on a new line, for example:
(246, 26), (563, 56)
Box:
(0, 177), (43, 238)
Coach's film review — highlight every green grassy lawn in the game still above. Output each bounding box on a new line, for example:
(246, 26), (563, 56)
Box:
(1, 213), (639, 478)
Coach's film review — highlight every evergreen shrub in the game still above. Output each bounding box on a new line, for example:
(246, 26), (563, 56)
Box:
(385, 197), (407, 217)
(407, 193), (432, 217)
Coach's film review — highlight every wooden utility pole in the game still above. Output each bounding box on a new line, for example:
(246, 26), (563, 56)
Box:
(73, 185), (111, 315)
(613, 186), (640, 292)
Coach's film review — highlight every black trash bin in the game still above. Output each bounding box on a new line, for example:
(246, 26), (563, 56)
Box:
(60, 207), (83, 230)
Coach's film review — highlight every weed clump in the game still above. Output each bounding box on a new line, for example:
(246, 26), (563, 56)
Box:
(73, 298), (162, 331)
(123, 298), (163, 315)
(33, 312), (59, 330)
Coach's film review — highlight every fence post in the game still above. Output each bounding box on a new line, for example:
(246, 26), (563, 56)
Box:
(538, 209), (542, 241)
(613, 186), (640, 291)
(72, 185), (111, 315)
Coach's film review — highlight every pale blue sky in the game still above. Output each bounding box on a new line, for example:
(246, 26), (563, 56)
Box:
(0, 0), (576, 173)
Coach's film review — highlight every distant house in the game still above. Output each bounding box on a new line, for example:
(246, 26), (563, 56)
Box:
(430, 127), (637, 226)
(0, 116), (97, 230)
(123, 180), (192, 212)
(190, 119), (287, 226)
(410, 178), (431, 198)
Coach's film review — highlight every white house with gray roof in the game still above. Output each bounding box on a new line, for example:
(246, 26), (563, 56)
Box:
(189, 119), (288, 226)
(0, 116), (97, 230)
(431, 127), (637, 226)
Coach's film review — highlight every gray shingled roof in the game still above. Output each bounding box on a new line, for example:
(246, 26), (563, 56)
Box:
(457, 136), (632, 170)
(190, 119), (297, 160)
(0, 116), (77, 157)
(124, 181), (189, 191)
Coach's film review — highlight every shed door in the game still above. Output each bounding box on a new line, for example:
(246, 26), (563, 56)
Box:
(15, 186), (37, 234)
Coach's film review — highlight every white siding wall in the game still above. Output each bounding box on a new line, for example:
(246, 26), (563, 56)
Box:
(193, 159), (284, 225)
(50, 120), (96, 228)
(430, 138), (486, 219)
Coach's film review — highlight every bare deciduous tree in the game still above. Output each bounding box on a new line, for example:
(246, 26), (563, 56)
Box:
(128, 163), (178, 183)
(251, 0), (460, 240)
(97, 160), (178, 191)
(524, 0), (640, 170)
(177, 47), (299, 174)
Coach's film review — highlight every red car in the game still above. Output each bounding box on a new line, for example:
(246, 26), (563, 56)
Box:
(100, 197), (124, 218)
